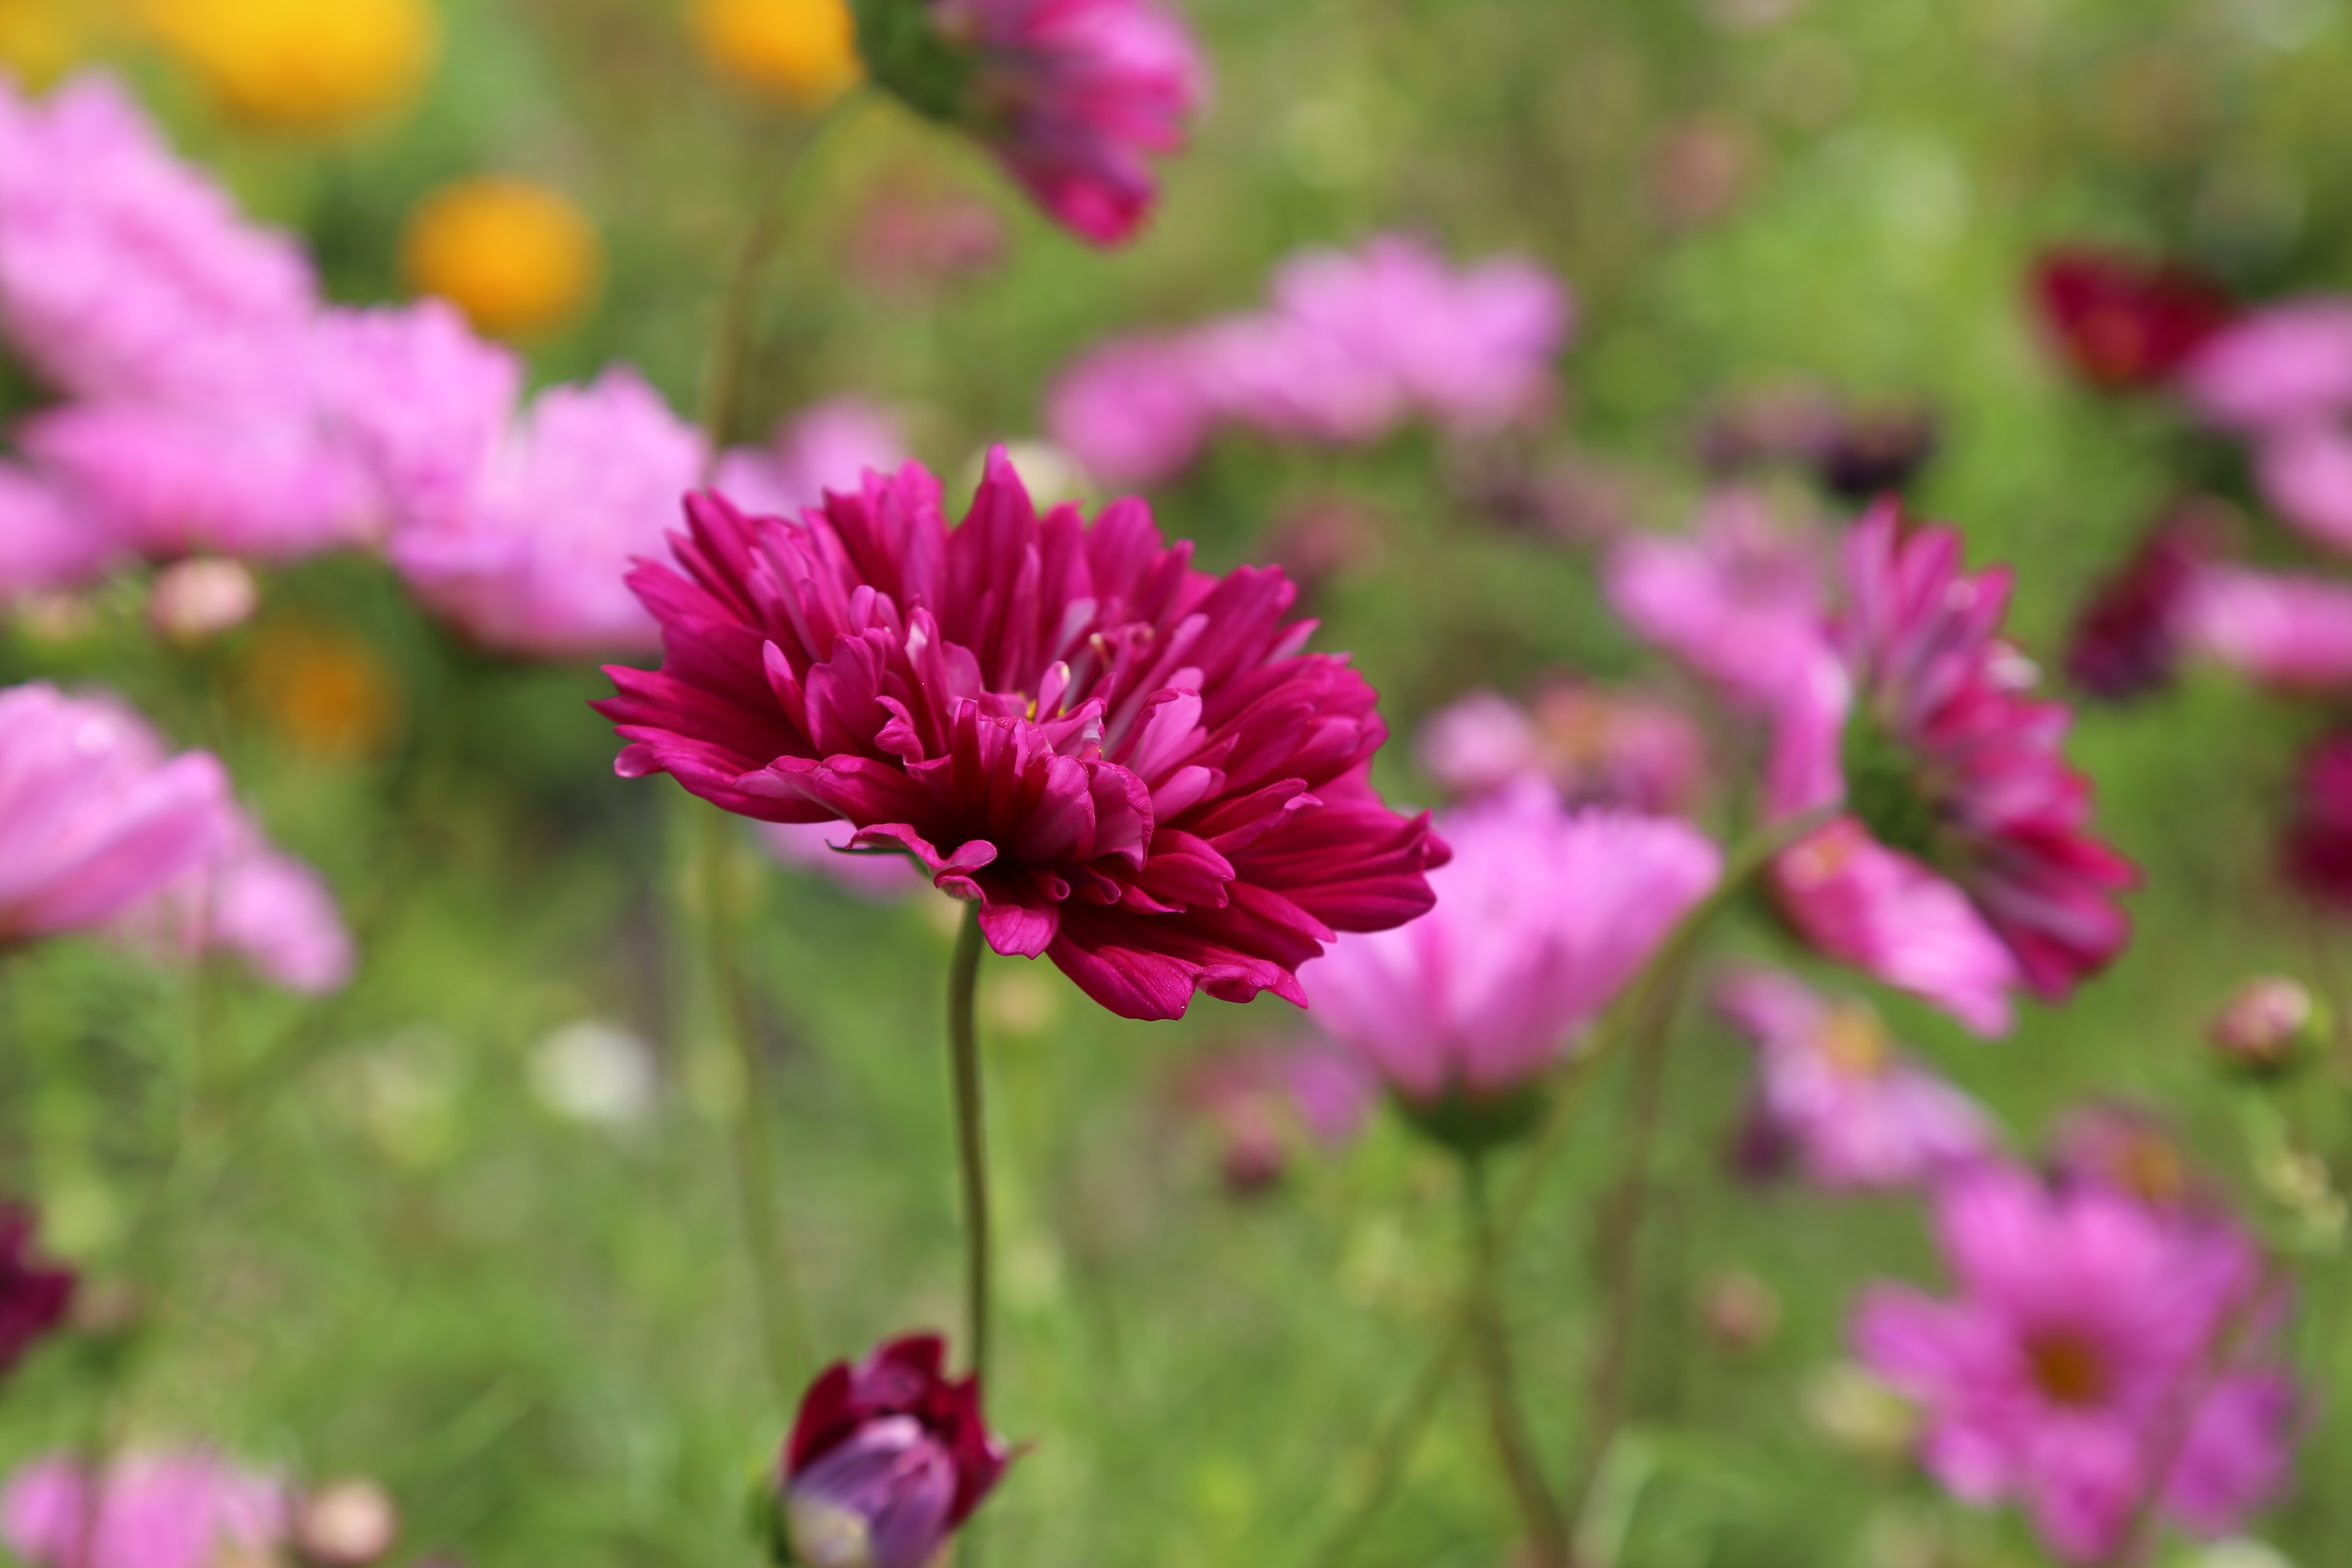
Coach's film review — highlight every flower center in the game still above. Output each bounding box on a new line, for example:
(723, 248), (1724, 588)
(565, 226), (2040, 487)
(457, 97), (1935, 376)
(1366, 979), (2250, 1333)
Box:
(1839, 714), (1945, 867)
(2023, 1330), (2108, 1407)
(1817, 1005), (1891, 1076)
(2113, 1133), (2187, 1207)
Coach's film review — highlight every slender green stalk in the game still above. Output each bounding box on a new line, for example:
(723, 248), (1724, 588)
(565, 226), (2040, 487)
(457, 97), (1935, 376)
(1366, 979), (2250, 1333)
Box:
(703, 806), (811, 1406)
(1462, 1155), (1568, 1568)
(946, 905), (992, 1384)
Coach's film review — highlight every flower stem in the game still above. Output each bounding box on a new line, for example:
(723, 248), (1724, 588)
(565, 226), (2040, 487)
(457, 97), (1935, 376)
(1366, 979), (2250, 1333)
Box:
(947, 903), (993, 1385)
(1462, 1154), (1569, 1568)
(703, 805), (810, 1408)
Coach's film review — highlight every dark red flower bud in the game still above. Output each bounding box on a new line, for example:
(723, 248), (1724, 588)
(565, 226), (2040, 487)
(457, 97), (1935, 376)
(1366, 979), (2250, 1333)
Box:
(0, 1204), (74, 1380)
(2064, 505), (2228, 701)
(2031, 248), (2233, 391)
(2285, 734), (2352, 913)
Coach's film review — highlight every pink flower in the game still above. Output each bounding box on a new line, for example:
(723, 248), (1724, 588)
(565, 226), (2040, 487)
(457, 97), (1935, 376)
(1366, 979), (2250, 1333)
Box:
(1044, 333), (1216, 486)
(1416, 690), (1543, 800)
(1299, 784), (1718, 1112)
(1715, 966), (1995, 1192)
(714, 397), (909, 520)
(597, 450), (1448, 1020)
(0, 462), (118, 599)
(1853, 1164), (2295, 1562)
(1605, 488), (1830, 713)
(2179, 564), (2352, 689)
(0, 684), (230, 943)
(758, 820), (930, 900)
(0, 74), (315, 405)
(317, 299), (521, 536)
(778, 1333), (1008, 1568)
(1176, 1039), (1373, 1192)
(1417, 683), (1703, 814)
(2064, 509), (2221, 701)
(389, 367), (704, 658)
(2253, 422), (2352, 553)
(2047, 1102), (2222, 1222)
(860, 0), (1204, 247)
(2176, 297), (2352, 434)
(113, 805), (354, 993)
(1767, 502), (2135, 1035)
(2, 1451), (290, 1568)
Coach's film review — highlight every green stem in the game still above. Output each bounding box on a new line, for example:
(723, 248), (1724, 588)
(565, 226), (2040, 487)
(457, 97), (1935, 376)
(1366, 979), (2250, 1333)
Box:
(946, 904), (992, 1385)
(704, 806), (810, 1406)
(1462, 1155), (1568, 1568)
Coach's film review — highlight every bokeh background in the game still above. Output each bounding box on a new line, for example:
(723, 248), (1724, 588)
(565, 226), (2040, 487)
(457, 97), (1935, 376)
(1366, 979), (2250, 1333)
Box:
(2, 0), (2350, 1564)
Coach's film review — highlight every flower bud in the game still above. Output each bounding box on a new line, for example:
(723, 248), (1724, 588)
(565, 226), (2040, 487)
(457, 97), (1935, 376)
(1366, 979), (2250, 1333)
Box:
(292, 1479), (398, 1568)
(148, 559), (259, 646)
(2208, 976), (2326, 1079)
(776, 1334), (1008, 1568)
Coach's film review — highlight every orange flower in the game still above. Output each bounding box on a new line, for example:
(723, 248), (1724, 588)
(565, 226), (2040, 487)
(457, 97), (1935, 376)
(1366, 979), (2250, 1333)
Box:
(688, 0), (863, 109)
(401, 176), (601, 340)
(141, 0), (437, 133)
(239, 620), (404, 764)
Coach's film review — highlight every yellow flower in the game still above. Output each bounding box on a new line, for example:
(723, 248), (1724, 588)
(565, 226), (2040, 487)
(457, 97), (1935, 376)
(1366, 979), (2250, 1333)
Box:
(142, 0), (438, 133)
(0, 0), (96, 87)
(688, 0), (864, 109)
(401, 176), (601, 340)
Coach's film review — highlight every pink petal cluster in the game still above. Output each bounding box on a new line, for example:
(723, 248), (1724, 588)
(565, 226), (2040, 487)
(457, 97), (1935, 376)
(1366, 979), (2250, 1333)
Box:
(1764, 502), (2135, 1035)
(1604, 487), (1828, 714)
(597, 449), (1449, 1021)
(2, 1451), (290, 1568)
(1853, 1164), (2296, 1562)
(1416, 680), (1704, 814)
(2178, 298), (2352, 553)
(113, 805), (355, 993)
(714, 398), (909, 523)
(0, 683), (230, 943)
(2178, 563), (2352, 690)
(1299, 782), (1718, 1105)
(1175, 1039), (1374, 1192)
(1047, 235), (1572, 484)
(1715, 967), (1994, 1192)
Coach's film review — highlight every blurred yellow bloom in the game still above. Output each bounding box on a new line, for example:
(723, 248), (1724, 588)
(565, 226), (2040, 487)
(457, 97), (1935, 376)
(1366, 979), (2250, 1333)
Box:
(401, 176), (601, 340)
(0, 0), (97, 86)
(688, 0), (864, 109)
(143, 0), (438, 133)
(239, 620), (404, 765)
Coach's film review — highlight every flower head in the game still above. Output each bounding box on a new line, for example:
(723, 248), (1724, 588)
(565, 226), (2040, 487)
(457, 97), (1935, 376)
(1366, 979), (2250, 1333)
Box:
(1044, 331), (1217, 486)
(2177, 297), (2352, 434)
(1853, 1164), (2295, 1562)
(854, 0), (1204, 246)
(2180, 564), (2352, 691)
(2, 1451), (289, 1568)
(691, 0), (865, 108)
(2065, 508), (2223, 700)
(1768, 501), (2135, 1035)
(2030, 248), (2233, 391)
(1605, 487), (1828, 714)
(141, 0), (437, 133)
(778, 1333), (1008, 1568)
(1417, 681), (1703, 815)
(401, 176), (601, 340)
(1715, 967), (1995, 1192)
(0, 1207), (74, 1380)
(714, 397), (909, 522)
(113, 803), (355, 993)
(0, 684), (230, 944)
(1299, 783), (1717, 1143)
(599, 450), (1447, 1020)
(0, 461), (116, 600)
(1175, 1039), (1373, 1193)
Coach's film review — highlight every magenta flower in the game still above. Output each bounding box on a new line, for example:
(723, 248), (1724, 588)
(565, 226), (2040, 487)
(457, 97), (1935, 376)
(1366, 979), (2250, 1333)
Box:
(2064, 510), (2220, 701)
(1044, 332), (1216, 486)
(2048, 1102), (2222, 1222)
(715, 397), (908, 521)
(1767, 502), (2135, 1035)
(390, 367), (704, 658)
(1715, 967), (1994, 1192)
(0, 462), (117, 600)
(1176, 1039), (1374, 1192)
(1417, 682), (1703, 815)
(0, 1207), (74, 1380)
(597, 450), (1448, 1020)
(113, 805), (355, 993)
(758, 819), (931, 901)
(2029, 248), (2233, 392)
(856, 0), (1204, 247)
(2179, 564), (2352, 690)
(1853, 1164), (2296, 1562)
(2282, 733), (2352, 912)
(2252, 423), (2352, 553)
(0, 684), (230, 944)
(1605, 487), (1829, 714)
(317, 299), (521, 538)
(778, 1333), (1008, 1568)
(1298, 783), (1717, 1124)
(2, 1452), (290, 1568)
(2177, 297), (2352, 434)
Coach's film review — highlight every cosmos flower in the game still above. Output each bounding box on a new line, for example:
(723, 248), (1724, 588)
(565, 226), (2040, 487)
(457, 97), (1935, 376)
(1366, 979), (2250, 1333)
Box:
(2, 1451), (290, 1568)
(1767, 502), (2135, 1035)
(1715, 967), (1994, 1192)
(0, 684), (230, 945)
(2030, 248), (2232, 392)
(2176, 297), (2352, 435)
(113, 803), (355, 994)
(1298, 782), (1717, 1141)
(1853, 1164), (2296, 1563)
(714, 396), (910, 521)
(2178, 564), (2352, 691)
(853, 0), (1204, 246)
(1174, 1039), (1374, 1193)
(2064, 509), (2223, 701)
(597, 450), (1448, 1020)
(776, 1333), (1008, 1568)
(0, 461), (117, 600)
(1044, 332), (1217, 486)
(0, 1207), (74, 1381)
(1416, 681), (1704, 815)
(400, 175), (602, 340)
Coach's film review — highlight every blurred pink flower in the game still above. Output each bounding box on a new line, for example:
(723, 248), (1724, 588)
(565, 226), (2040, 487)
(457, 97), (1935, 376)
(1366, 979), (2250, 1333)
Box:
(0, 462), (118, 599)
(1044, 333), (1216, 486)
(1853, 1164), (2295, 1563)
(2064, 508), (2223, 701)
(2047, 1102), (2222, 1222)
(1299, 783), (1718, 1109)
(0, 74), (315, 405)
(1606, 488), (1829, 713)
(317, 299), (521, 536)
(1176, 1040), (1374, 1193)
(2253, 423), (2352, 553)
(0, 683), (230, 943)
(758, 820), (930, 901)
(1715, 967), (1995, 1192)
(2176, 297), (2352, 433)
(2180, 564), (2352, 689)
(714, 397), (908, 519)
(389, 367), (704, 658)
(1417, 683), (1703, 814)
(1416, 690), (1541, 800)
(114, 805), (354, 993)
(1767, 503), (2135, 1035)
(2, 1451), (290, 1568)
